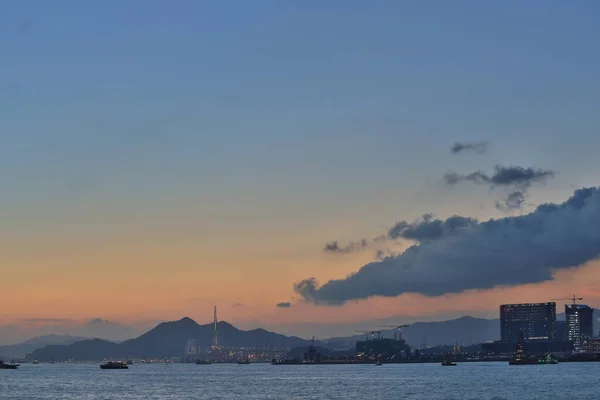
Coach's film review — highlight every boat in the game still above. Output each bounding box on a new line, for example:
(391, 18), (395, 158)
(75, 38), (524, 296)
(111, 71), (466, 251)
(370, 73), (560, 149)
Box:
(32, 360), (39, 364)
(0, 360), (19, 370)
(537, 354), (558, 365)
(195, 359), (212, 365)
(375, 361), (383, 366)
(100, 361), (128, 369)
(237, 360), (250, 364)
(442, 353), (457, 366)
(126, 360), (133, 365)
(509, 331), (557, 365)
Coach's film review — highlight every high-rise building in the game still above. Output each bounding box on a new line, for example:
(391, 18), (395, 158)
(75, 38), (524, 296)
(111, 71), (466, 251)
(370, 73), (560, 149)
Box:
(500, 302), (556, 342)
(565, 304), (594, 348)
(212, 306), (219, 348)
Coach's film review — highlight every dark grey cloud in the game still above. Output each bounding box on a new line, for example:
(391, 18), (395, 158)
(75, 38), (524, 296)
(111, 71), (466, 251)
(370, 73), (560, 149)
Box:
(445, 165), (554, 187)
(295, 187), (600, 305)
(388, 214), (478, 242)
(444, 165), (555, 210)
(324, 239), (368, 254)
(496, 190), (526, 211)
(276, 302), (292, 308)
(451, 142), (488, 154)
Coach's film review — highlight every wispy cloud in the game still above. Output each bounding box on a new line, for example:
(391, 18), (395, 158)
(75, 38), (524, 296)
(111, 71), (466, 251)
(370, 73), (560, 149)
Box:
(324, 239), (369, 254)
(450, 141), (488, 154)
(444, 164), (555, 210)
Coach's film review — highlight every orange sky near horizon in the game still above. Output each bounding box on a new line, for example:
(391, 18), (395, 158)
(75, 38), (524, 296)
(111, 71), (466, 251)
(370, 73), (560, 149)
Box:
(3, 0), (600, 344)
(1, 175), (596, 334)
(3, 215), (600, 332)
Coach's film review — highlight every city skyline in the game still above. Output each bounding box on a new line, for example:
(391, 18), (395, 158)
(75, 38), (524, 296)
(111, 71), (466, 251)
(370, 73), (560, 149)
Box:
(2, 0), (600, 339)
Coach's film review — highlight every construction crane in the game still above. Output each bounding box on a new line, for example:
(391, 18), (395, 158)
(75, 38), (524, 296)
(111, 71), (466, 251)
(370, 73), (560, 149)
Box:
(551, 294), (583, 304)
(379, 324), (410, 341)
(354, 330), (382, 340)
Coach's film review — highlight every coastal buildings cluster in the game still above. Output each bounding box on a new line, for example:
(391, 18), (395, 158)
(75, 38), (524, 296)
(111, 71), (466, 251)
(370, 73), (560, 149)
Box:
(483, 298), (595, 356)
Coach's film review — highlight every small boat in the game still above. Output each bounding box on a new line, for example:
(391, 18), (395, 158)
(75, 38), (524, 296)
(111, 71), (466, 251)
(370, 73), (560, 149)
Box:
(237, 360), (250, 364)
(32, 360), (39, 364)
(100, 361), (128, 369)
(375, 361), (383, 366)
(441, 360), (457, 366)
(537, 354), (558, 365)
(0, 360), (19, 369)
(195, 359), (212, 365)
(126, 360), (133, 365)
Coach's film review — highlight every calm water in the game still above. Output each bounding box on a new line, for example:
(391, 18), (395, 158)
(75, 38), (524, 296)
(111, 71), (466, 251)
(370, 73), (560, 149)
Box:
(1, 362), (599, 399)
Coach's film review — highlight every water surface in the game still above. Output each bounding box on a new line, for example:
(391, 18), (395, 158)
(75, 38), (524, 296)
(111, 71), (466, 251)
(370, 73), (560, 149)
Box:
(1, 362), (597, 399)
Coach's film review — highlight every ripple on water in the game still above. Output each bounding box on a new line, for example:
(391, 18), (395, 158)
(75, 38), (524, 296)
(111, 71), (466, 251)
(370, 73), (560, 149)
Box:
(1, 362), (599, 400)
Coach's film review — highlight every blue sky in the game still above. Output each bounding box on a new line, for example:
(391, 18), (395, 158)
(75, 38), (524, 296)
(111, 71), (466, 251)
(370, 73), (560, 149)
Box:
(1, 0), (599, 331)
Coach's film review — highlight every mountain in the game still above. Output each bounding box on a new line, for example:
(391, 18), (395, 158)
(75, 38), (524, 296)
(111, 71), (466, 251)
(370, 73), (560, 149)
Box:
(0, 318), (156, 346)
(323, 316), (500, 349)
(323, 313), (582, 349)
(28, 318), (313, 361)
(0, 334), (87, 358)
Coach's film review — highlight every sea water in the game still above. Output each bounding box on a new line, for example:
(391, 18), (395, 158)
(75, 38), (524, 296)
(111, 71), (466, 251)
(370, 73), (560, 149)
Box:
(1, 362), (598, 399)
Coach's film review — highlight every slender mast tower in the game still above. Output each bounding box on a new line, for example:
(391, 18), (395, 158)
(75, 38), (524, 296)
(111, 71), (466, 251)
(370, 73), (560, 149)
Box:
(212, 306), (218, 348)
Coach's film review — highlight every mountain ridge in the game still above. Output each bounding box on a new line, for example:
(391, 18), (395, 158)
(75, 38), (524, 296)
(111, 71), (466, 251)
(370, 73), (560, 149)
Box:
(0, 334), (88, 358)
(28, 317), (312, 361)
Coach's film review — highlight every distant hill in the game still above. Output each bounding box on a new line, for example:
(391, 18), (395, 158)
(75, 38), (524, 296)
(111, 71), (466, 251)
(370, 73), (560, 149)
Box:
(0, 334), (87, 358)
(324, 314), (576, 349)
(28, 318), (313, 361)
(323, 316), (500, 349)
(0, 318), (155, 346)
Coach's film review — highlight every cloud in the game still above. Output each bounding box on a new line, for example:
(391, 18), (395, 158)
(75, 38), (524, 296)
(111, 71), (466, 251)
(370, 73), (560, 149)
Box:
(388, 214), (478, 242)
(276, 302), (292, 308)
(444, 165), (554, 187)
(324, 239), (368, 254)
(444, 165), (555, 210)
(451, 142), (488, 154)
(495, 190), (526, 211)
(294, 187), (600, 305)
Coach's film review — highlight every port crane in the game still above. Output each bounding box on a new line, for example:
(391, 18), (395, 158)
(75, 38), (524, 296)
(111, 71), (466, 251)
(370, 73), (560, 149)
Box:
(551, 294), (583, 304)
(354, 330), (382, 340)
(379, 324), (410, 341)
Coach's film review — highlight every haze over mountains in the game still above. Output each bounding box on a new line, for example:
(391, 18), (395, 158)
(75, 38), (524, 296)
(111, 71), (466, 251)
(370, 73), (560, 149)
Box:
(0, 318), (157, 346)
(5, 311), (596, 361)
(0, 334), (87, 358)
(28, 318), (312, 361)
(21, 316), (505, 361)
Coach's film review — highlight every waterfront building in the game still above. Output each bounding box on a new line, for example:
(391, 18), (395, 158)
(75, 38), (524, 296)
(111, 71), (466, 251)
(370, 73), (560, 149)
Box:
(500, 302), (556, 342)
(565, 304), (594, 349)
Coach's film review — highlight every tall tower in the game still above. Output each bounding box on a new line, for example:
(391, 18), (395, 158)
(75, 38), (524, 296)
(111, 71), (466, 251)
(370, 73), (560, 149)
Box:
(212, 306), (218, 348)
(566, 304), (594, 349)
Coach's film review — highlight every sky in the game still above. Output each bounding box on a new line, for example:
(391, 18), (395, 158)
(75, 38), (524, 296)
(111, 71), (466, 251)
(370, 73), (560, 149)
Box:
(1, 0), (599, 342)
